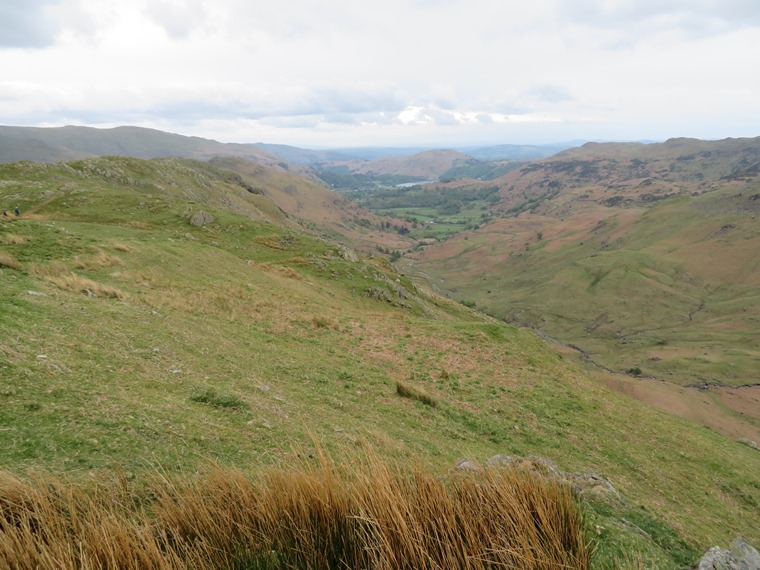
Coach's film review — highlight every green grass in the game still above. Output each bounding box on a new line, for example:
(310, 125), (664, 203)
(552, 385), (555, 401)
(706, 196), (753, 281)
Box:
(1, 157), (759, 568)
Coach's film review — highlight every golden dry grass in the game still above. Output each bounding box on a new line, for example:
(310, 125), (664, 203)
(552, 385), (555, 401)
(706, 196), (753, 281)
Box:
(0, 252), (21, 270)
(0, 452), (591, 569)
(28, 261), (67, 279)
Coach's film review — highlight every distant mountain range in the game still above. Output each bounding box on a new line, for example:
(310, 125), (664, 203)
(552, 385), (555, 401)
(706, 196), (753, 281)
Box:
(254, 142), (580, 165)
(0, 125), (582, 168)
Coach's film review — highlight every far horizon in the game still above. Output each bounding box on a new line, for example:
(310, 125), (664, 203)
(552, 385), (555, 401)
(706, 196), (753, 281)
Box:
(3, 122), (717, 153)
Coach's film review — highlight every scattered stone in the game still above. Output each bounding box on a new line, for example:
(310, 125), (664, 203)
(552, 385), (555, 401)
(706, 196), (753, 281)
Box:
(151, 310), (161, 316)
(738, 438), (759, 451)
(36, 354), (48, 360)
(26, 290), (46, 296)
(698, 537), (760, 570)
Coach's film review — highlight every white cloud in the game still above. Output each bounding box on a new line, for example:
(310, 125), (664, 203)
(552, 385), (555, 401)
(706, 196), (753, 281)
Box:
(0, 0), (757, 146)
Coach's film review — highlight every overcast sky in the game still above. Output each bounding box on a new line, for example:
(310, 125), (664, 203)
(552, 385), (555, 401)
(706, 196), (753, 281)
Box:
(1, 0), (758, 147)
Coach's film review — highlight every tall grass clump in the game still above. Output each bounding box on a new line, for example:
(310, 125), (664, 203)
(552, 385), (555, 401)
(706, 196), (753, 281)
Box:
(396, 379), (438, 407)
(0, 450), (591, 569)
(0, 252), (21, 270)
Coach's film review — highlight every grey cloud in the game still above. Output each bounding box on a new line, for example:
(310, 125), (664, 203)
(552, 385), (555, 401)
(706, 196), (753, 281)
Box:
(0, 0), (61, 47)
(562, 0), (760, 34)
(526, 85), (575, 104)
(144, 0), (210, 39)
(257, 115), (323, 129)
(423, 107), (460, 126)
(20, 86), (408, 129)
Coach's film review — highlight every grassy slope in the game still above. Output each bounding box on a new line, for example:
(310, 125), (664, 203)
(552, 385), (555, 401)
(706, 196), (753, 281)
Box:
(1, 157), (759, 567)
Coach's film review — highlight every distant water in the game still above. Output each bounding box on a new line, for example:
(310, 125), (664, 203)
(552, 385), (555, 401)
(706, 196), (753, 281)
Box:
(395, 180), (436, 188)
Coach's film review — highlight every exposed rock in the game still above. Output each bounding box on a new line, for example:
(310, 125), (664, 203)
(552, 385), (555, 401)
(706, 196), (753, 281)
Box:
(365, 286), (411, 309)
(738, 438), (759, 451)
(482, 454), (619, 501)
(188, 211), (215, 226)
(698, 537), (760, 570)
(570, 471), (620, 500)
(26, 290), (46, 296)
(454, 458), (481, 472)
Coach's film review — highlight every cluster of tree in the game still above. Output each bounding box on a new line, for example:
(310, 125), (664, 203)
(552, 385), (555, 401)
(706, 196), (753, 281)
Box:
(375, 245), (402, 261)
(377, 220), (410, 234)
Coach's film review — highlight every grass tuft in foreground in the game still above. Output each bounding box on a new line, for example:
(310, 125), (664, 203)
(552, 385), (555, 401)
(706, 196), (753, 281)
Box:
(0, 451), (590, 569)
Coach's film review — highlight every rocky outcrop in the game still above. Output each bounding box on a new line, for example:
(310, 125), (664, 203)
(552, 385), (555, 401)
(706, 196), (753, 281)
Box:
(454, 454), (620, 501)
(698, 537), (760, 570)
(187, 211), (215, 226)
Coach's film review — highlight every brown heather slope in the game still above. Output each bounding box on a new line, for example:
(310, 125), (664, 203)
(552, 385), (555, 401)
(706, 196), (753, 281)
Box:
(329, 149), (474, 179)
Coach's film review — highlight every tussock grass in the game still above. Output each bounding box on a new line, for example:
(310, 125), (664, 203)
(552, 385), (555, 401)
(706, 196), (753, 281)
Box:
(396, 379), (438, 407)
(0, 252), (21, 270)
(51, 273), (127, 299)
(113, 242), (133, 252)
(2, 234), (26, 245)
(248, 260), (303, 279)
(0, 452), (590, 569)
(189, 387), (249, 410)
(28, 261), (68, 279)
(312, 315), (338, 329)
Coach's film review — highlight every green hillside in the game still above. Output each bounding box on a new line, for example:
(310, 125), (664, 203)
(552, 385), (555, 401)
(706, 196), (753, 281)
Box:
(407, 138), (760, 389)
(1, 157), (759, 568)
